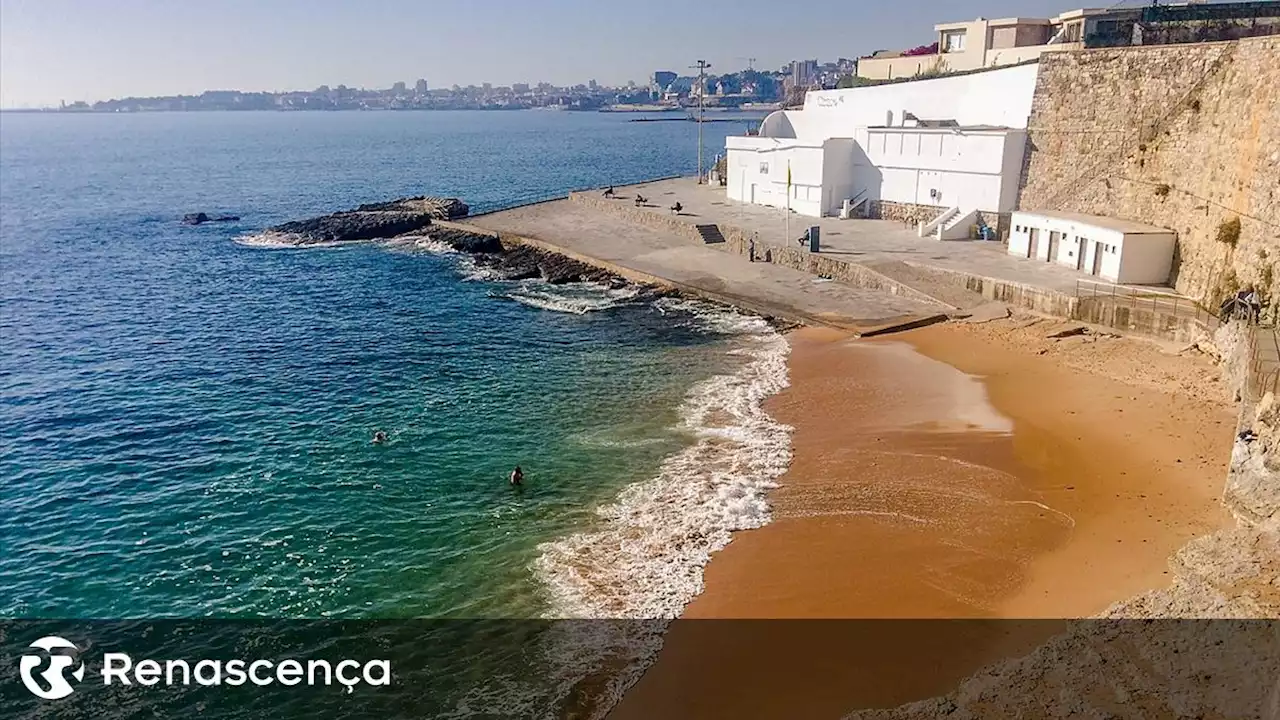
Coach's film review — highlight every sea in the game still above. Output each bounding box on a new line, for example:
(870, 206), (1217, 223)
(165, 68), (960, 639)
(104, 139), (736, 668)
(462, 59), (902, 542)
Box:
(0, 110), (788, 717)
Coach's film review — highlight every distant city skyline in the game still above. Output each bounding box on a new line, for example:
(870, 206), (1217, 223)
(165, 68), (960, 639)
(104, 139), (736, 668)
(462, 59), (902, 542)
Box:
(2, 0), (1114, 109)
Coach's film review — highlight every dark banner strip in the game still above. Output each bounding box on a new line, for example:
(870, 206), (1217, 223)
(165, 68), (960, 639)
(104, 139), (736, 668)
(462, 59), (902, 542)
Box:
(1, 620), (1277, 719)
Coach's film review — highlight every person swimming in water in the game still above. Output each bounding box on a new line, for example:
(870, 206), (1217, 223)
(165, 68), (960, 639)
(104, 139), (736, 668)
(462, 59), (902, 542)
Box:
(372, 430), (388, 444)
(509, 466), (524, 486)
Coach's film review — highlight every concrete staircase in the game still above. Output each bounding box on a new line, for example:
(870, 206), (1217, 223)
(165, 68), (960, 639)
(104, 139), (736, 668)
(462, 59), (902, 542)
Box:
(917, 207), (959, 239)
(939, 209), (979, 240)
(695, 224), (726, 244)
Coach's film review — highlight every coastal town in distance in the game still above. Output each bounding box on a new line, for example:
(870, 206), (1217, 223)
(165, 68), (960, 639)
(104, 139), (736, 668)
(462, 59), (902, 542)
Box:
(44, 59), (854, 113)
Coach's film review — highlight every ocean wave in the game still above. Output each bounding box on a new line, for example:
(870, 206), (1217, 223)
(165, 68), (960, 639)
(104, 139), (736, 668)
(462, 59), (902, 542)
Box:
(233, 232), (348, 249)
(498, 283), (643, 315)
(533, 307), (792, 619)
(653, 296), (776, 335)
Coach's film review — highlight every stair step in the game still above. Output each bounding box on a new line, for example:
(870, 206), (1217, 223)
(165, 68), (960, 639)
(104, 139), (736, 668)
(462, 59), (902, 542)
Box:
(695, 224), (726, 244)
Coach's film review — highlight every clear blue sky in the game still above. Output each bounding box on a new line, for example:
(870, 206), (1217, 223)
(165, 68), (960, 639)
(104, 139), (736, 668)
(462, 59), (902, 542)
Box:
(3, 0), (1100, 108)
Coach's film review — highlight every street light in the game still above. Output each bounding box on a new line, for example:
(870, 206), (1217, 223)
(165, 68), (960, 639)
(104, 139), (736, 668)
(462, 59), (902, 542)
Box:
(691, 60), (711, 183)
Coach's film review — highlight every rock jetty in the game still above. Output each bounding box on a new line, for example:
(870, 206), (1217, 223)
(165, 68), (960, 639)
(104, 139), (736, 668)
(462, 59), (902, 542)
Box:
(183, 212), (240, 225)
(260, 197), (649, 291)
(262, 196), (469, 245)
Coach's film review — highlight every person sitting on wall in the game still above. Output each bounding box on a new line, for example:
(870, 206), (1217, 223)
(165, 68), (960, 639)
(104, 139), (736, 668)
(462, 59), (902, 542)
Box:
(603, 186), (615, 198)
(670, 202), (683, 215)
(635, 194), (648, 206)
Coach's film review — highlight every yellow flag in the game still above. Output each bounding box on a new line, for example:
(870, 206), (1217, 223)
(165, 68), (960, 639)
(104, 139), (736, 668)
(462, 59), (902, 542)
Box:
(786, 161), (792, 189)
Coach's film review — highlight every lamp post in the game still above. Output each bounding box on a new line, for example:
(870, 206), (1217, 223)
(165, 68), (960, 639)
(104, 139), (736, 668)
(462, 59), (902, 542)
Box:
(691, 60), (711, 183)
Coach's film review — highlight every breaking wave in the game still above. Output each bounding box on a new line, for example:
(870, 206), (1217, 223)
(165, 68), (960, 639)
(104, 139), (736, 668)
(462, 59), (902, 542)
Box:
(534, 303), (792, 618)
(498, 284), (643, 315)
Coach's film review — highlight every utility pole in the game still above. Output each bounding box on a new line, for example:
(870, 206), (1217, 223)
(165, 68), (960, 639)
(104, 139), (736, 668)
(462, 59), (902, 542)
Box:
(747, 57), (757, 71)
(691, 60), (711, 183)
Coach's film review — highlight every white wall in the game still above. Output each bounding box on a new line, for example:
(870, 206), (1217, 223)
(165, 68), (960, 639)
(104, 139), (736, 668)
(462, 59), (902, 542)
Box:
(860, 128), (1025, 212)
(725, 137), (826, 217)
(821, 139), (857, 216)
(998, 131), (1027, 211)
(728, 64), (1038, 218)
(1116, 234), (1176, 285)
(781, 63), (1038, 140)
(1008, 212), (1175, 285)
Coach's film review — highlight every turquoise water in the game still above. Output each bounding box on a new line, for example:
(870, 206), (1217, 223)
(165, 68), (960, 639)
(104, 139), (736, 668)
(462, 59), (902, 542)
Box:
(0, 111), (787, 622)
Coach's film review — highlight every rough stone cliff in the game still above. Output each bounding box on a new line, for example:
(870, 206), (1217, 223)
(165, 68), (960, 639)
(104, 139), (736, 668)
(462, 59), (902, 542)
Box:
(1019, 37), (1280, 314)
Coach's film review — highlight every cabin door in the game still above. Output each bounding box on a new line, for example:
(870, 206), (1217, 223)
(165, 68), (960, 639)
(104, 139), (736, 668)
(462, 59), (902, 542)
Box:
(1091, 242), (1105, 276)
(1047, 231), (1060, 262)
(1027, 228), (1040, 259)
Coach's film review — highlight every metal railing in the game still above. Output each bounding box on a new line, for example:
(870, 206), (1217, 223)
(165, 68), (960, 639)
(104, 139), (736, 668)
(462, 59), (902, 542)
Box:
(1073, 279), (1220, 328)
(1248, 323), (1280, 400)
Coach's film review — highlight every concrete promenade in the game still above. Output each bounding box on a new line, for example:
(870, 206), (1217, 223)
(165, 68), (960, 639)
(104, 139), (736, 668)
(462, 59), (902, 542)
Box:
(597, 178), (1104, 294)
(455, 204), (947, 335)
(457, 177), (1207, 339)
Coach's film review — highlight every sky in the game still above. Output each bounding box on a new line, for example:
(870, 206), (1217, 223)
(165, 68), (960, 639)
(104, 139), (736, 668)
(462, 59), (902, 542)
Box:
(3, 0), (1107, 108)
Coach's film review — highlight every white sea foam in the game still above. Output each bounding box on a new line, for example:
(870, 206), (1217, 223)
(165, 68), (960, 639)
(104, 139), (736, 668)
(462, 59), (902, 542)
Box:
(533, 305), (792, 619)
(233, 231), (354, 249)
(501, 283), (642, 315)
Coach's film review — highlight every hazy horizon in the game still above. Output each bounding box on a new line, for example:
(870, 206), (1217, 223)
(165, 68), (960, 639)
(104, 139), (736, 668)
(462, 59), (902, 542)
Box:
(3, 0), (1133, 109)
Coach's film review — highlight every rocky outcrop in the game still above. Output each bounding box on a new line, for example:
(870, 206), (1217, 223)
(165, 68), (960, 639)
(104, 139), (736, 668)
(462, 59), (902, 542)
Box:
(426, 227), (503, 254)
(355, 196), (468, 219)
(472, 243), (618, 284)
(262, 196), (468, 245)
(183, 212), (240, 225)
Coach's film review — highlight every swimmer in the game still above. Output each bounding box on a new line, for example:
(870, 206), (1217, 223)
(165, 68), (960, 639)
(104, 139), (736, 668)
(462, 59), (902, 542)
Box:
(372, 431), (388, 444)
(509, 466), (524, 487)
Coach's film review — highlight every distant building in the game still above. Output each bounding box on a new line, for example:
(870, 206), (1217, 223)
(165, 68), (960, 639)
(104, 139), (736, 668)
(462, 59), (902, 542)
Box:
(790, 59), (819, 88)
(651, 70), (677, 95)
(415, 79), (429, 94)
(859, 3), (1280, 81)
(392, 81), (407, 94)
(512, 83), (530, 94)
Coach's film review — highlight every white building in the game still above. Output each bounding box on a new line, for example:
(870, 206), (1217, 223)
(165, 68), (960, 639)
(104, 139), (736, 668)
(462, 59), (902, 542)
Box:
(855, 7), (1149, 83)
(1008, 210), (1177, 284)
(724, 63), (1037, 231)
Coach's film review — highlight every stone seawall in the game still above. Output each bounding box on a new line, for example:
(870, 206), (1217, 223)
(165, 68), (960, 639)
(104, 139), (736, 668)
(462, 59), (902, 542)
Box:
(1018, 36), (1280, 312)
(569, 191), (1242, 342)
(569, 192), (952, 310)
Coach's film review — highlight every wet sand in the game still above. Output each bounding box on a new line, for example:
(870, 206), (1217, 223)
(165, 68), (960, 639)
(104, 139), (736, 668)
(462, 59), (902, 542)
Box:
(608, 324), (1234, 718)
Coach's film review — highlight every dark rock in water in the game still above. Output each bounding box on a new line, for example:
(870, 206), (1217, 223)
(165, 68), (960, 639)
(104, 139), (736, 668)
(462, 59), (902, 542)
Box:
(263, 195), (468, 245)
(183, 212), (240, 225)
(355, 196), (469, 219)
(269, 211), (436, 245)
(472, 243), (615, 284)
(428, 227), (503, 254)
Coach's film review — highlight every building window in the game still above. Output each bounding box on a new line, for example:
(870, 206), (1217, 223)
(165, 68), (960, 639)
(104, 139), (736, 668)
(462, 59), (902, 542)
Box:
(759, 162), (769, 174)
(942, 30), (967, 52)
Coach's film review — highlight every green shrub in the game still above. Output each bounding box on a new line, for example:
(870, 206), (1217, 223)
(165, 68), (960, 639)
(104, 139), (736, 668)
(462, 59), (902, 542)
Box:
(1216, 217), (1241, 247)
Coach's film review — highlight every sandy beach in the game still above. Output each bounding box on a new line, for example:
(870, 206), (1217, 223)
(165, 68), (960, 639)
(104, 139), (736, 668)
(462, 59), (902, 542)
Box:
(610, 316), (1235, 719)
